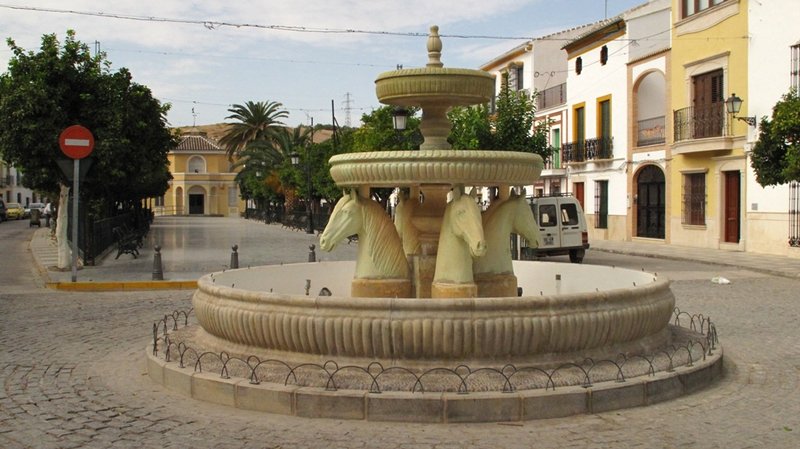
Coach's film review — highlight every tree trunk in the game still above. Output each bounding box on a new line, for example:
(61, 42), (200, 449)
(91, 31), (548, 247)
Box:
(56, 184), (71, 269)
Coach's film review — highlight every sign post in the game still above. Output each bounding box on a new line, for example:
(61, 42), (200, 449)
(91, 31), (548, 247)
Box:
(59, 125), (95, 282)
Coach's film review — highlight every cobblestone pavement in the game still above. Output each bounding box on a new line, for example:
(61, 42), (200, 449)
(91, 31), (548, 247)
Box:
(2, 223), (800, 448)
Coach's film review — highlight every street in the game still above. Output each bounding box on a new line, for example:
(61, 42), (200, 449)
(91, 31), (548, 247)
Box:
(1, 218), (799, 448)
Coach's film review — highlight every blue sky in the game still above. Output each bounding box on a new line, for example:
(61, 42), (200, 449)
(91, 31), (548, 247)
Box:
(0, 0), (646, 128)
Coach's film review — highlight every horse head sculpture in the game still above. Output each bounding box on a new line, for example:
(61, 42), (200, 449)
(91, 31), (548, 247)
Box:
(433, 186), (486, 285)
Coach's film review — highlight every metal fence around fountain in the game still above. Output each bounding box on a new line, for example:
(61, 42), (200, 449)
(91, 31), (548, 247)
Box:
(151, 306), (718, 394)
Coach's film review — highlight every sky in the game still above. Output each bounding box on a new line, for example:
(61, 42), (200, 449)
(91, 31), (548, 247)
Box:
(0, 0), (647, 128)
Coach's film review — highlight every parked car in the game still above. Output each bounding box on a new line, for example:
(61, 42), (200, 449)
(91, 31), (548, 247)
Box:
(26, 202), (45, 219)
(5, 202), (24, 220)
(520, 194), (590, 263)
(0, 199), (6, 222)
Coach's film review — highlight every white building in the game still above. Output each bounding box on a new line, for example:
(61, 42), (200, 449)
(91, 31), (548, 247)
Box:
(743, 1), (800, 255)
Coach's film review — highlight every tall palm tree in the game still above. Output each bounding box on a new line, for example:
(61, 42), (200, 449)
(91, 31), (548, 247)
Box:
(220, 100), (288, 160)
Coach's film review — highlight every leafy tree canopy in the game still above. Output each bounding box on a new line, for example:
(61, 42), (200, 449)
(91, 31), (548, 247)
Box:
(751, 89), (800, 186)
(0, 30), (175, 215)
(219, 101), (288, 161)
(448, 80), (551, 162)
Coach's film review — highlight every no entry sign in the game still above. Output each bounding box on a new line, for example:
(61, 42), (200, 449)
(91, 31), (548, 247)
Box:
(59, 125), (95, 159)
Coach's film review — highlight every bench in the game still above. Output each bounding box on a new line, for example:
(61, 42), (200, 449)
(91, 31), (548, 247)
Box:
(113, 226), (140, 259)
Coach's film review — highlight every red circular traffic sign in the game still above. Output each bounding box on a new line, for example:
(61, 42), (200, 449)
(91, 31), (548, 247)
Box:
(59, 125), (95, 159)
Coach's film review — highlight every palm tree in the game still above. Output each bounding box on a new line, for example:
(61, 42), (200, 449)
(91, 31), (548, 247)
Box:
(220, 100), (289, 160)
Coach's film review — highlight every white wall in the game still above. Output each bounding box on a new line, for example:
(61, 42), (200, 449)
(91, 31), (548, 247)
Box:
(746, 0), (800, 214)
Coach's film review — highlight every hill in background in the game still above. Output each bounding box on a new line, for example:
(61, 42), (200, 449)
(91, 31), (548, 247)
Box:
(175, 123), (334, 144)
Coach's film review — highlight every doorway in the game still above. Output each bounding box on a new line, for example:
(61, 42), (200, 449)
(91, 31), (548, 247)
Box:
(636, 165), (665, 239)
(188, 195), (204, 214)
(724, 171), (740, 243)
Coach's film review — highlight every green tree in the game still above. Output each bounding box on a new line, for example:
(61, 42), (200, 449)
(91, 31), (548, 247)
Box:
(0, 30), (174, 215)
(230, 139), (285, 208)
(448, 79), (551, 161)
(751, 89), (800, 186)
(352, 106), (421, 152)
(219, 101), (288, 160)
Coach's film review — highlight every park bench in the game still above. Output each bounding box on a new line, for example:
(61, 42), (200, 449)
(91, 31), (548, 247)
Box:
(113, 226), (140, 259)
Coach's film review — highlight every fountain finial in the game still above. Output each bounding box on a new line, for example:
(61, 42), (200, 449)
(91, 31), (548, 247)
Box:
(427, 25), (443, 68)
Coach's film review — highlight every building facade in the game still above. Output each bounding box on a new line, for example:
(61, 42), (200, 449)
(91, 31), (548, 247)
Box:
(1, 161), (39, 208)
(156, 130), (243, 217)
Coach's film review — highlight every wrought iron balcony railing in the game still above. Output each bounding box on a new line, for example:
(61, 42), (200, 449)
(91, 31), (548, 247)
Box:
(674, 104), (731, 142)
(562, 137), (614, 163)
(536, 83), (566, 110)
(636, 115), (666, 146)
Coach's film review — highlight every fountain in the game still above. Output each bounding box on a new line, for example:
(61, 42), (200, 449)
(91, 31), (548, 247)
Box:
(147, 26), (721, 422)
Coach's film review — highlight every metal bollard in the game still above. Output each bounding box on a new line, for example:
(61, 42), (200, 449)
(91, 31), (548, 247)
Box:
(308, 244), (316, 263)
(152, 245), (164, 280)
(230, 244), (239, 269)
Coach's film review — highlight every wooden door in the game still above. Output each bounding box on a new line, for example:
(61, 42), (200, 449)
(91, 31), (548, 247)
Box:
(573, 182), (585, 210)
(724, 171), (740, 243)
(693, 69), (724, 138)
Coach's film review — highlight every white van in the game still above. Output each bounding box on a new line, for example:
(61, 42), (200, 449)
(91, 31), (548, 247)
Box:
(520, 194), (590, 263)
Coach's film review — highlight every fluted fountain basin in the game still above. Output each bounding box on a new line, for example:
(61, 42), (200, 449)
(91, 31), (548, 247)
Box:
(328, 150), (544, 188)
(192, 261), (675, 368)
(375, 67), (495, 107)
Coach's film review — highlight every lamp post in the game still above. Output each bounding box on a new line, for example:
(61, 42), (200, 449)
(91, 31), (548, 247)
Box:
(290, 150), (314, 234)
(725, 93), (757, 127)
(392, 107), (409, 131)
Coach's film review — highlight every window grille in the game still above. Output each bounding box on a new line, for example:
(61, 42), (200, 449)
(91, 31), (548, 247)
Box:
(791, 44), (799, 92)
(594, 180), (608, 228)
(790, 181), (800, 247)
(682, 173), (706, 225)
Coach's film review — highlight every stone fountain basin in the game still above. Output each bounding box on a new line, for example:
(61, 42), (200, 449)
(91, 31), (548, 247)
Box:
(328, 150), (544, 188)
(375, 67), (495, 107)
(192, 261), (675, 367)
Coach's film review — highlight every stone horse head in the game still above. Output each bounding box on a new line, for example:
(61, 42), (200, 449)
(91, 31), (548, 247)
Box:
(320, 189), (409, 279)
(474, 188), (540, 276)
(433, 186), (486, 284)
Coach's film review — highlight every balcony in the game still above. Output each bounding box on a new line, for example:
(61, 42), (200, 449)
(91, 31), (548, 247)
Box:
(673, 105), (731, 142)
(0, 175), (12, 187)
(636, 116), (665, 147)
(536, 83), (566, 110)
(563, 137), (614, 163)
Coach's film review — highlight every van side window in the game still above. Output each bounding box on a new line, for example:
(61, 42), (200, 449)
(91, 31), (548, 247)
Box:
(561, 203), (580, 226)
(539, 204), (558, 227)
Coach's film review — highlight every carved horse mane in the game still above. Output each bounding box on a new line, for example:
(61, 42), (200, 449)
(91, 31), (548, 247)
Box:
(474, 188), (540, 276)
(394, 189), (420, 256)
(433, 186), (486, 284)
(320, 189), (409, 279)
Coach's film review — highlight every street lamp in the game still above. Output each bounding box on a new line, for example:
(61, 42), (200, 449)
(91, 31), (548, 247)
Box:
(725, 93), (756, 127)
(392, 107), (409, 131)
(290, 151), (314, 234)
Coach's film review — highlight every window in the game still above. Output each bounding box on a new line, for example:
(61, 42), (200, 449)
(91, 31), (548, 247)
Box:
(539, 204), (558, 227)
(692, 69), (724, 138)
(600, 45), (608, 65)
(228, 186), (238, 206)
(188, 156), (205, 173)
(155, 196), (165, 207)
(551, 128), (561, 169)
(594, 180), (608, 228)
(575, 57), (583, 75)
(682, 0), (727, 18)
(598, 98), (611, 158)
(515, 65), (524, 91)
(561, 203), (580, 226)
(683, 173), (706, 225)
(792, 43), (800, 92)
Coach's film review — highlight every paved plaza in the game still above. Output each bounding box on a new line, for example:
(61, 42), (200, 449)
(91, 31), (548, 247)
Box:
(1, 216), (799, 448)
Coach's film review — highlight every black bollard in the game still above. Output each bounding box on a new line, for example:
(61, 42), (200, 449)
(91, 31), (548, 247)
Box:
(230, 244), (239, 269)
(152, 245), (164, 280)
(308, 244), (316, 263)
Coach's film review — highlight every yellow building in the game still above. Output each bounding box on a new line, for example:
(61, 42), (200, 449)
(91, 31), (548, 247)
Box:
(155, 130), (243, 216)
(669, 0), (748, 250)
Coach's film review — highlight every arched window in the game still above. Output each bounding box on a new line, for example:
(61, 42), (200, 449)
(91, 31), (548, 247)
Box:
(187, 156), (206, 173)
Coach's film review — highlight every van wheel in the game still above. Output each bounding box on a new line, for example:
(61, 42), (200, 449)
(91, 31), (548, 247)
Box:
(569, 249), (584, 264)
